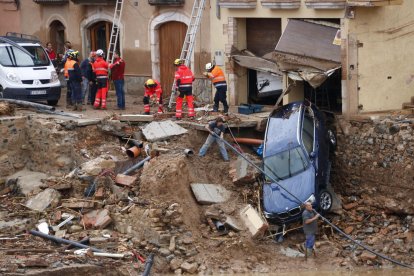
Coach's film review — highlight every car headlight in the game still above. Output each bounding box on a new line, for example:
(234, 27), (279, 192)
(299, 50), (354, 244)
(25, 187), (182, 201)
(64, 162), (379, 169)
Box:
(6, 72), (20, 83)
(50, 71), (59, 83)
(306, 194), (316, 204)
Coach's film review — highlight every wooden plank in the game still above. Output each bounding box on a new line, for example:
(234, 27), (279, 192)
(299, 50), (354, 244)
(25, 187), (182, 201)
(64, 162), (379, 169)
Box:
(61, 201), (95, 209)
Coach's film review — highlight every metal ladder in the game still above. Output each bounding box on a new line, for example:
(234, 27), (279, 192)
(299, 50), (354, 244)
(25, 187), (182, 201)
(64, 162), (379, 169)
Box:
(106, 0), (124, 63)
(168, 0), (207, 109)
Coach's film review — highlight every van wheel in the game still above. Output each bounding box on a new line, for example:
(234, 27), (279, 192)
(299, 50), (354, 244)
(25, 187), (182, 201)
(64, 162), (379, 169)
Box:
(47, 100), (58, 106)
(318, 189), (332, 212)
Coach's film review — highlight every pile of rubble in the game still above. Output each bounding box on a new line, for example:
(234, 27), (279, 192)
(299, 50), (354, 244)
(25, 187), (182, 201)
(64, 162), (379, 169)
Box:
(1, 109), (414, 275)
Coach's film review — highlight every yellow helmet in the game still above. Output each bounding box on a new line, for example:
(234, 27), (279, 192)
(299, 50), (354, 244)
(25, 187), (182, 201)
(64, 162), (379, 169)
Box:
(174, 59), (184, 66)
(145, 79), (156, 88)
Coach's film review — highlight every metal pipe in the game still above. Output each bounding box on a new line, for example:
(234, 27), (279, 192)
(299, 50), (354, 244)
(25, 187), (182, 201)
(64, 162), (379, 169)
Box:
(142, 253), (154, 276)
(122, 156), (151, 175)
(184, 149), (194, 156)
(213, 220), (226, 232)
(29, 230), (103, 252)
(0, 98), (55, 111)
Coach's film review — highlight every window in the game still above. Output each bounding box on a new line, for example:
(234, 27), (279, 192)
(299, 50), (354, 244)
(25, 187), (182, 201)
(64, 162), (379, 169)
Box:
(302, 115), (314, 154)
(0, 46), (50, 67)
(264, 146), (309, 180)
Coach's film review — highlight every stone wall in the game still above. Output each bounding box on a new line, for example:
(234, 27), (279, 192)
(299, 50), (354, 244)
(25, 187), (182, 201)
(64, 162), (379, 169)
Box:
(332, 115), (414, 214)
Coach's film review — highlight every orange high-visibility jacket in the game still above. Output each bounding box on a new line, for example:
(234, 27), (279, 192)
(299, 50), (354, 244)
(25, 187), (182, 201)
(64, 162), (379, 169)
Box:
(209, 66), (226, 86)
(92, 57), (109, 78)
(174, 65), (194, 86)
(64, 59), (76, 79)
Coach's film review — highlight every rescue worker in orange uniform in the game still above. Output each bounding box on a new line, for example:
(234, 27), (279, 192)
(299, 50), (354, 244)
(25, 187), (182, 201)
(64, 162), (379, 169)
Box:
(204, 62), (229, 114)
(143, 79), (163, 115)
(63, 49), (74, 108)
(67, 51), (83, 111)
(92, 49), (109, 109)
(174, 59), (195, 120)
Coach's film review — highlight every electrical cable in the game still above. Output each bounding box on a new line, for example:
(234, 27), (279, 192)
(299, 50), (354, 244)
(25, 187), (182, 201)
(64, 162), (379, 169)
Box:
(210, 131), (414, 269)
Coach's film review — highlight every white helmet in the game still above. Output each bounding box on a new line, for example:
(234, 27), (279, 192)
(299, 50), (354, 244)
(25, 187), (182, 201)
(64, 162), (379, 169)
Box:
(205, 62), (214, 71)
(96, 49), (104, 57)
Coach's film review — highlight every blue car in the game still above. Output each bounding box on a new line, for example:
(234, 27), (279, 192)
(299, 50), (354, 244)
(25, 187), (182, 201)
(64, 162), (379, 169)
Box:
(262, 101), (335, 225)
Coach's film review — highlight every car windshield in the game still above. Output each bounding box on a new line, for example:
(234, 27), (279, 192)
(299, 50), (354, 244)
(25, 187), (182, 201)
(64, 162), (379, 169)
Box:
(0, 45), (50, 67)
(264, 146), (309, 181)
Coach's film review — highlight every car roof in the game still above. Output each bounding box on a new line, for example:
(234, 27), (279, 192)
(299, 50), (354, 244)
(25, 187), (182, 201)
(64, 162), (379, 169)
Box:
(264, 102), (304, 156)
(0, 36), (41, 47)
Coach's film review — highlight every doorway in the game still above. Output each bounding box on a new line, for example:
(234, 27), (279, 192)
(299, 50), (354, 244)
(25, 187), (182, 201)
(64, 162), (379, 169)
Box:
(89, 21), (112, 54)
(49, 20), (65, 56)
(158, 21), (187, 98)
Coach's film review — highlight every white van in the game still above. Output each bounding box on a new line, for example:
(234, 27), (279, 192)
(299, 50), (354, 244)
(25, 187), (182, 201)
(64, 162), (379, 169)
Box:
(0, 35), (61, 105)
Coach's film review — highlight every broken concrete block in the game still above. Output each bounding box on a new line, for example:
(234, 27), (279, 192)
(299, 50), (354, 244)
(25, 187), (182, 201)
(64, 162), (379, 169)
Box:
(142, 120), (188, 142)
(7, 170), (48, 196)
(82, 209), (112, 229)
(224, 216), (244, 232)
(190, 183), (231, 205)
(229, 156), (258, 185)
(25, 188), (61, 212)
(61, 201), (95, 209)
(115, 174), (137, 187)
(239, 204), (268, 239)
(180, 262), (198, 274)
(119, 114), (154, 122)
(78, 157), (116, 177)
(54, 229), (67, 239)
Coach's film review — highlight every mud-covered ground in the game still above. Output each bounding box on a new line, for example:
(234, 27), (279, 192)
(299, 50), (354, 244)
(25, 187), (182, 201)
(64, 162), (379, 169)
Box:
(1, 100), (414, 275)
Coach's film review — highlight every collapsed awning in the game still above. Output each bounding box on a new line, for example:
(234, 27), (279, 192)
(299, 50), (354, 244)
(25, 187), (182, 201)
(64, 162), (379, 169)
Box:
(274, 20), (341, 88)
(231, 50), (282, 76)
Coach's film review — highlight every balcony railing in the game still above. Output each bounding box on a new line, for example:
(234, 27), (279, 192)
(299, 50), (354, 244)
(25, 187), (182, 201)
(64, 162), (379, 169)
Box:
(148, 0), (184, 6)
(261, 0), (300, 9)
(347, 0), (402, 6)
(71, 0), (115, 4)
(33, 0), (69, 4)
(305, 0), (346, 8)
(219, 0), (257, 8)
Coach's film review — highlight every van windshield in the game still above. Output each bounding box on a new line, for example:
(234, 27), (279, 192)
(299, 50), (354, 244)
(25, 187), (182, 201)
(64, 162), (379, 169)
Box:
(0, 45), (50, 67)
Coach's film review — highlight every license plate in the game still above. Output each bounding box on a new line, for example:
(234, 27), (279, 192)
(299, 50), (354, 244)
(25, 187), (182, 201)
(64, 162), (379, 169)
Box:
(30, 90), (47, 95)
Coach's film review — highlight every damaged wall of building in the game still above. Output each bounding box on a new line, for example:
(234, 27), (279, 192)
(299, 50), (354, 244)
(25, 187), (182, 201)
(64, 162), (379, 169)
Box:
(333, 116), (414, 215)
(348, 2), (414, 112)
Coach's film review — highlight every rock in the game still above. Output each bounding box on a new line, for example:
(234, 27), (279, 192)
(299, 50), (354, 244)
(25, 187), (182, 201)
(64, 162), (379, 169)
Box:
(169, 236), (176, 252)
(229, 156), (258, 185)
(367, 138), (374, 145)
(344, 226), (354, 235)
(7, 170), (48, 196)
(280, 247), (304, 258)
(115, 174), (137, 187)
(180, 262), (198, 274)
(224, 216), (244, 232)
(159, 248), (171, 257)
(364, 227), (374, 234)
(190, 183), (231, 205)
(78, 157), (116, 177)
(343, 202), (358, 210)
(69, 225), (83, 233)
(360, 252), (377, 261)
(82, 209), (112, 229)
(25, 188), (61, 212)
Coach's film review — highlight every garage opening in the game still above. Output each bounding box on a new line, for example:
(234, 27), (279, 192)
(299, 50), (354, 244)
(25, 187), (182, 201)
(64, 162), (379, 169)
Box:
(246, 18), (282, 105)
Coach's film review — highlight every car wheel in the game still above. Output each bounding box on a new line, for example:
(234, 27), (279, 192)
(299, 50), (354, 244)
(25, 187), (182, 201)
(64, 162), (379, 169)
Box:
(327, 129), (337, 149)
(318, 189), (332, 212)
(47, 100), (58, 106)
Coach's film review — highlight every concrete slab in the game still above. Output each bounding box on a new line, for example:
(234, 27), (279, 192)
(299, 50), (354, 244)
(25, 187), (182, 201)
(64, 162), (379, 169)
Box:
(7, 170), (48, 196)
(120, 114), (154, 122)
(142, 120), (188, 142)
(190, 183), (231, 205)
(25, 188), (61, 212)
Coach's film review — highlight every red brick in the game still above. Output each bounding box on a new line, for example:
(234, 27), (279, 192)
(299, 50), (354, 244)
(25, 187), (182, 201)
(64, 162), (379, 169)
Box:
(115, 174), (137, 187)
(94, 187), (105, 200)
(343, 202), (358, 210)
(82, 209), (112, 229)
